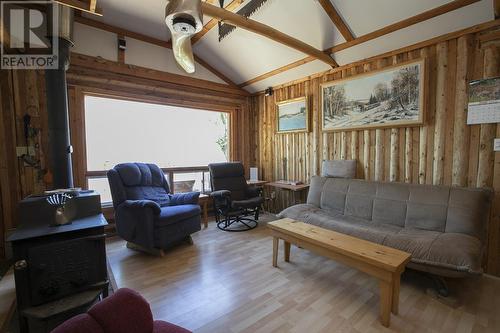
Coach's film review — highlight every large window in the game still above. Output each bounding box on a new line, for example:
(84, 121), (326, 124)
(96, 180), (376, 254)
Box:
(84, 95), (230, 203)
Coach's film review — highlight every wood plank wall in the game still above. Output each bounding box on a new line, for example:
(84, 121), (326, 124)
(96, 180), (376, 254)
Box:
(0, 69), (48, 258)
(0, 56), (252, 259)
(250, 28), (500, 275)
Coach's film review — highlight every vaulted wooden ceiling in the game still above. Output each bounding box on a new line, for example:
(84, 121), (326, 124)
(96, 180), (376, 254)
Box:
(72, 0), (496, 93)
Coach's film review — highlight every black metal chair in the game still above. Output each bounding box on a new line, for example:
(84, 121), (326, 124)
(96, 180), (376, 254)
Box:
(208, 162), (264, 231)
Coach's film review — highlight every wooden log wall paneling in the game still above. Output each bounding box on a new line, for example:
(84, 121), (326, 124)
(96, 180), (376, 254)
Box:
(0, 69), (49, 257)
(250, 28), (500, 275)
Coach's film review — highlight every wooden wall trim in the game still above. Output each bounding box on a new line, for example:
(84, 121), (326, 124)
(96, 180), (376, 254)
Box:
(69, 53), (249, 97)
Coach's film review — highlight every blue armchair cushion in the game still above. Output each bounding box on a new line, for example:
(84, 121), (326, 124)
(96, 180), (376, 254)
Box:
(112, 163), (172, 207)
(168, 192), (200, 206)
(120, 200), (161, 215)
(157, 204), (201, 227)
(115, 163), (166, 187)
(126, 186), (170, 207)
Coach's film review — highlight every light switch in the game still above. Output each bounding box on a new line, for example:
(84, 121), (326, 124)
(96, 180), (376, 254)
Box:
(494, 139), (500, 152)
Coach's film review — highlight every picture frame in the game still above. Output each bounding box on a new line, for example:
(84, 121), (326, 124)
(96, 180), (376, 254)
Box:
(321, 59), (426, 132)
(276, 96), (309, 133)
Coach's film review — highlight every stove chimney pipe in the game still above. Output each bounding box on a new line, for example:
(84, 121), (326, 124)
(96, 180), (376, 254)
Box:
(45, 4), (74, 189)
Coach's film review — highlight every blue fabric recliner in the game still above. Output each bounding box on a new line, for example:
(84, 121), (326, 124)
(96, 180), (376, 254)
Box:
(107, 163), (201, 253)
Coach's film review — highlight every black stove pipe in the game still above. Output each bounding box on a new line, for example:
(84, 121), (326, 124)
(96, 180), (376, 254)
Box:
(45, 5), (74, 189)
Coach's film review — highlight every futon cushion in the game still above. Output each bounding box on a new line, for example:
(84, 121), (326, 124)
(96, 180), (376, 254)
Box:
(278, 202), (484, 274)
(321, 159), (356, 178)
(157, 204), (201, 227)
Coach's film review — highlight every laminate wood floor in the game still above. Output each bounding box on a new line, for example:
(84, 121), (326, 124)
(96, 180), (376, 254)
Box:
(106, 214), (500, 333)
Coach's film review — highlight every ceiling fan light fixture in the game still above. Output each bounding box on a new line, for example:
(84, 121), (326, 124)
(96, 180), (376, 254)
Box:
(172, 15), (197, 34)
(165, 0), (203, 73)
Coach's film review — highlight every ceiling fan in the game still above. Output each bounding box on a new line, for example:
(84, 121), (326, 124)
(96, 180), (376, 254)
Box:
(165, 0), (203, 74)
(165, 0), (269, 74)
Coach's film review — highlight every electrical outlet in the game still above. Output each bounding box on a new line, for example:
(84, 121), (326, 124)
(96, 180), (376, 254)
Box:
(16, 146), (35, 157)
(494, 139), (500, 152)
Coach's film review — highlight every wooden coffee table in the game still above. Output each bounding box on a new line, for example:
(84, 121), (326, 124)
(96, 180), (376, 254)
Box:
(268, 218), (411, 327)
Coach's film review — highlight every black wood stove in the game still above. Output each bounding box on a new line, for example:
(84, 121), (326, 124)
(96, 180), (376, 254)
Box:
(8, 191), (108, 332)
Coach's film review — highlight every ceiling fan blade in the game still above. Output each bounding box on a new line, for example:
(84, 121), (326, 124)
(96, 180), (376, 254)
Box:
(171, 32), (196, 73)
(165, 0), (203, 73)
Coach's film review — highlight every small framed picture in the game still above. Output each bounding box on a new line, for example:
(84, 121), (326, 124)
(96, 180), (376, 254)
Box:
(276, 97), (309, 133)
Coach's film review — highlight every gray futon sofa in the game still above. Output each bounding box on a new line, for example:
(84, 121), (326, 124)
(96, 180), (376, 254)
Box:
(278, 177), (492, 277)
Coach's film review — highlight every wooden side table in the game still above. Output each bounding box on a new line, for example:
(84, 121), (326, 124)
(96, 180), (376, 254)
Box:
(246, 180), (269, 186)
(198, 194), (210, 228)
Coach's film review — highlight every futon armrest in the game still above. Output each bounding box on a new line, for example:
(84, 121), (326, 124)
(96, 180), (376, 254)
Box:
(210, 190), (231, 199)
(119, 200), (161, 215)
(168, 192), (200, 206)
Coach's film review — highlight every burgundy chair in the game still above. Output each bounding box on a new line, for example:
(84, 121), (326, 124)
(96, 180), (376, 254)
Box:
(51, 288), (191, 333)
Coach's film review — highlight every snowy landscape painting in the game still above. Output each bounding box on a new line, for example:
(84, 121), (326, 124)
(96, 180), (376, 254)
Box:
(321, 59), (425, 131)
(277, 97), (308, 133)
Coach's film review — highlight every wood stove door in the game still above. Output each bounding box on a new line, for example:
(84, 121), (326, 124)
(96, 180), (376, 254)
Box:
(27, 234), (107, 306)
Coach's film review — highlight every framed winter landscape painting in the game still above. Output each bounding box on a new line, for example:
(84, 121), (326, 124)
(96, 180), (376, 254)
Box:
(321, 59), (426, 131)
(276, 97), (309, 133)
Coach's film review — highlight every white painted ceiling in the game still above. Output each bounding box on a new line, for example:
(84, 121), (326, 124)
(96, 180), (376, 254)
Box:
(85, 0), (495, 93)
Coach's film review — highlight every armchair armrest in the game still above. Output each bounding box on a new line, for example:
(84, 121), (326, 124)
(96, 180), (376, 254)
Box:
(168, 191), (200, 206)
(210, 190), (231, 211)
(119, 200), (161, 215)
(210, 190), (231, 199)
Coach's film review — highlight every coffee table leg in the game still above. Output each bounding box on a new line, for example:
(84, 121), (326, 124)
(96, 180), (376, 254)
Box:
(272, 237), (279, 267)
(379, 280), (393, 327)
(392, 273), (400, 315)
(284, 241), (290, 262)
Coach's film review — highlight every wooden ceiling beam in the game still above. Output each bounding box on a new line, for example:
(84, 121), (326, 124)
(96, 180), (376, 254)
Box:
(74, 15), (172, 48)
(73, 16), (244, 89)
(191, 0), (243, 45)
(54, 0), (102, 16)
(70, 53), (249, 97)
(239, 0), (481, 87)
(317, 0), (354, 42)
(252, 19), (500, 95)
(325, 0), (481, 54)
(201, 2), (338, 67)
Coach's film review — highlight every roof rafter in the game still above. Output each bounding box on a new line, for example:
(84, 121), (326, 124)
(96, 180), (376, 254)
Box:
(239, 0), (481, 88)
(317, 0), (354, 42)
(73, 16), (244, 90)
(54, 0), (102, 16)
(201, 2), (338, 67)
(192, 0), (243, 44)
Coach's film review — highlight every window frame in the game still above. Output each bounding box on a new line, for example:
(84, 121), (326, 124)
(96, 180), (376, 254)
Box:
(72, 89), (233, 205)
